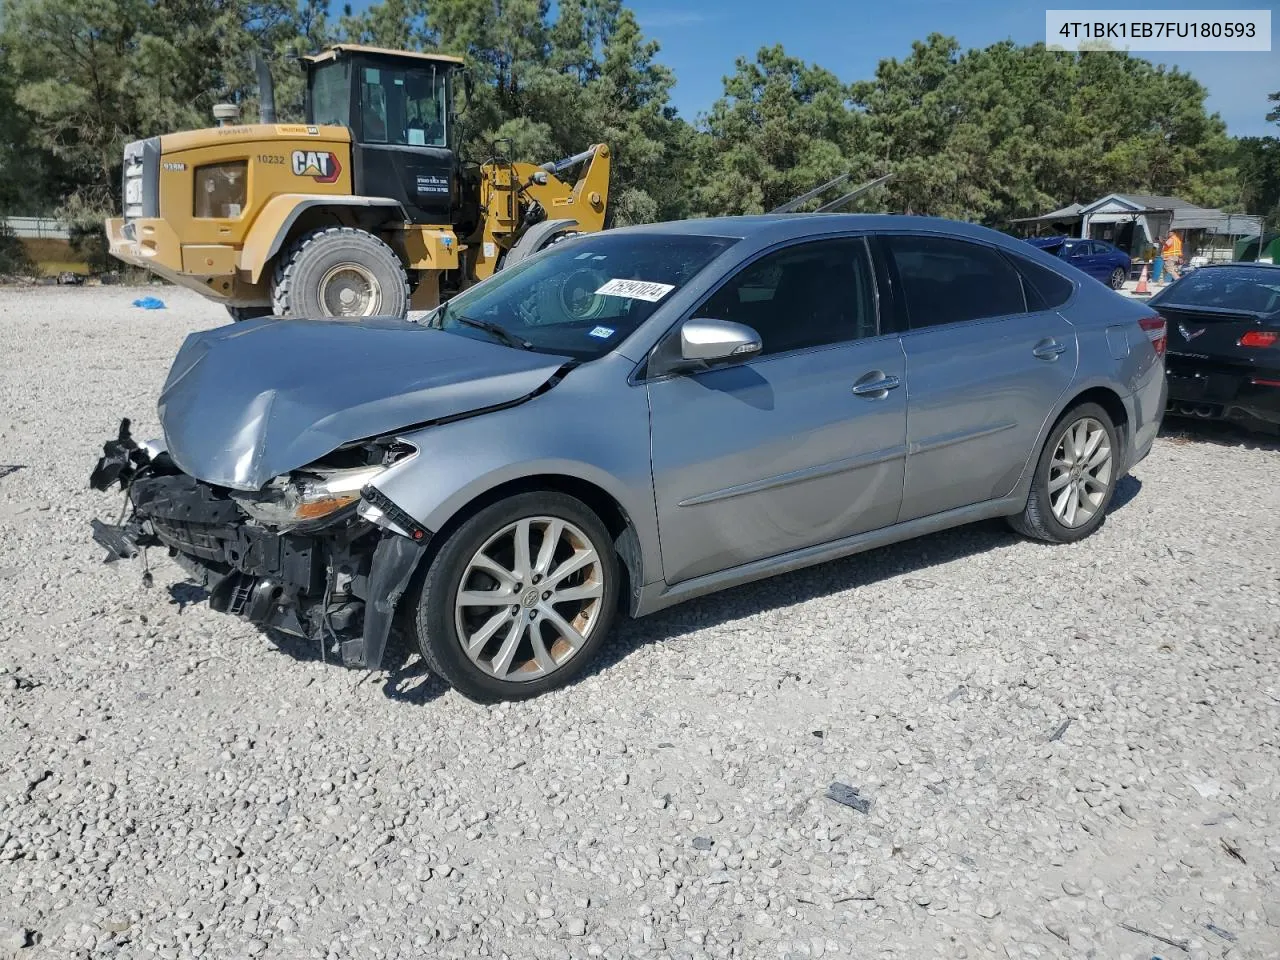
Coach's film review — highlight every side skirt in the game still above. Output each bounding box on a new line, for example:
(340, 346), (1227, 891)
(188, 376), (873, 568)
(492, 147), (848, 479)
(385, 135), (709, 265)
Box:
(635, 495), (1025, 617)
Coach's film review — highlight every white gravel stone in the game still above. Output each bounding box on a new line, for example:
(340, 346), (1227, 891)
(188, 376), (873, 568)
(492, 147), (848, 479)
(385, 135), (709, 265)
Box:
(1, 286), (1279, 958)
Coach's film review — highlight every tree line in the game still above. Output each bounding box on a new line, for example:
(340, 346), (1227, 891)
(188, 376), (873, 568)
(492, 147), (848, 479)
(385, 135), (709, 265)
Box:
(1, 0), (1277, 238)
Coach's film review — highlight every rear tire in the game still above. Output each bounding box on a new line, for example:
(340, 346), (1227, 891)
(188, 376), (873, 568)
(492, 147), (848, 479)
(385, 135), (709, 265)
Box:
(1008, 402), (1119, 543)
(412, 492), (619, 703)
(1109, 267), (1127, 290)
(226, 305), (273, 322)
(272, 226), (408, 319)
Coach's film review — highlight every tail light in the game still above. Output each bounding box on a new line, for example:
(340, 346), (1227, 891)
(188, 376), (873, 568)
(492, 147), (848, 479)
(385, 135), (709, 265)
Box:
(1239, 330), (1278, 348)
(1139, 315), (1167, 357)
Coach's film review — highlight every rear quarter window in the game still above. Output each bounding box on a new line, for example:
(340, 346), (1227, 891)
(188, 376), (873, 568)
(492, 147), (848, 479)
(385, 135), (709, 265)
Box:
(1009, 253), (1075, 310)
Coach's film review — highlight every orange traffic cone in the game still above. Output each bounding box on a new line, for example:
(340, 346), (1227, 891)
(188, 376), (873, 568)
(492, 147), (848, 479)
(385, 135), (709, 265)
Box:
(1134, 264), (1149, 295)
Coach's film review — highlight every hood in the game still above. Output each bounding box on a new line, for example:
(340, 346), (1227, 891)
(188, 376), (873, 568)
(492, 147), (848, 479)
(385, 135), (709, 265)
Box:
(1026, 236), (1066, 253)
(158, 317), (570, 490)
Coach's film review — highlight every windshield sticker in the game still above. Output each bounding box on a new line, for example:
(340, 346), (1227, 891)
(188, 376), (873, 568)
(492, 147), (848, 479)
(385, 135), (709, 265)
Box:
(588, 326), (615, 339)
(574, 251), (595, 260)
(594, 278), (675, 302)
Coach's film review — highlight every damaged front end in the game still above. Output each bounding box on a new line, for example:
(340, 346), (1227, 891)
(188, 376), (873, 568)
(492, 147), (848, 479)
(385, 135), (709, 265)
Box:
(90, 419), (428, 670)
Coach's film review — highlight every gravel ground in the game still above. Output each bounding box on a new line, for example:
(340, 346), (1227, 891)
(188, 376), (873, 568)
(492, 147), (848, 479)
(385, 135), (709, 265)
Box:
(1, 285), (1279, 960)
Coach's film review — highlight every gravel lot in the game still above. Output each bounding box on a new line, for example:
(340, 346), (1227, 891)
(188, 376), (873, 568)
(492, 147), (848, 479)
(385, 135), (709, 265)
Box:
(2, 285), (1279, 960)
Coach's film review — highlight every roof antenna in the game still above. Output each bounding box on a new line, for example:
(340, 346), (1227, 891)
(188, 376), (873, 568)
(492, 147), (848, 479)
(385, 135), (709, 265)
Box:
(769, 173), (851, 214)
(814, 173), (896, 213)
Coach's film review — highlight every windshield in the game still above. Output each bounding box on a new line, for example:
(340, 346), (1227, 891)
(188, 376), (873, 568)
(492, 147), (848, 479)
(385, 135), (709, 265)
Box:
(1152, 267), (1280, 316)
(434, 233), (737, 360)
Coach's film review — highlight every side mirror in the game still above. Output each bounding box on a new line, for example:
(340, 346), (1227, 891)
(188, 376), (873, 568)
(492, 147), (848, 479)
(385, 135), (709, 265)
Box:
(680, 318), (762, 365)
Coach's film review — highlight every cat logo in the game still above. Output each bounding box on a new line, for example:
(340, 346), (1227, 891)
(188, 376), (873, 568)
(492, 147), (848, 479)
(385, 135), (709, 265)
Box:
(291, 150), (341, 183)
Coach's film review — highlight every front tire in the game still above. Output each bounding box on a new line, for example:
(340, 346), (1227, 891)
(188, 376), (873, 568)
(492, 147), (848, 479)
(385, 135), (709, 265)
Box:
(272, 226), (409, 319)
(1109, 267), (1127, 290)
(413, 492), (619, 702)
(1009, 402), (1119, 543)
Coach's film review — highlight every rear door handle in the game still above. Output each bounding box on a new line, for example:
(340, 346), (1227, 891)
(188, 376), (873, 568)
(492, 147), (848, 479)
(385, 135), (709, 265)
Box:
(1033, 339), (1067, 361)
(852, 374), (901, 397)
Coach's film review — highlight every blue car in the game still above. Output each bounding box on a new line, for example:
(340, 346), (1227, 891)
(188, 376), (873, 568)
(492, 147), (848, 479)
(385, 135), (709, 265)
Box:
(1027, 236), (1131, 290)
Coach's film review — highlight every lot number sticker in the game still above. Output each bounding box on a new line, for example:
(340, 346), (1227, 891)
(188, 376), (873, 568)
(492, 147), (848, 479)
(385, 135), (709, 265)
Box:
(594, 278), (675, 302)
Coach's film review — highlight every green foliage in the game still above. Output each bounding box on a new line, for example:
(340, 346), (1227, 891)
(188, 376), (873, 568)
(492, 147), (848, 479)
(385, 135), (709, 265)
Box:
(697, 45), (867, 215)
(0, 42), (64, 216)
(0, 0), (1257, 241)
(427, 0), (693, 224)
(1235, 137), (1280, 223)
(844, 37), (1240, 223)
(0, 0), (306, 222)
(0, 223), (40, 278)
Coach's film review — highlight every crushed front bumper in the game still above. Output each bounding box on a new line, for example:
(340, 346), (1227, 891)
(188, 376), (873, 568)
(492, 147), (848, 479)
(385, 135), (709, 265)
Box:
(91, 460), (428, 670)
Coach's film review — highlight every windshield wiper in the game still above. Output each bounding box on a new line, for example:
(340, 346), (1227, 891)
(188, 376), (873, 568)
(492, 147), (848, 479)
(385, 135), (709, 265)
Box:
(456, 315), (534, 350)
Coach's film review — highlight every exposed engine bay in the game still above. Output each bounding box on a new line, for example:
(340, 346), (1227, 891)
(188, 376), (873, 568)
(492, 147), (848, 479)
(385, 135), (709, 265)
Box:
(89, 419), (428, 670)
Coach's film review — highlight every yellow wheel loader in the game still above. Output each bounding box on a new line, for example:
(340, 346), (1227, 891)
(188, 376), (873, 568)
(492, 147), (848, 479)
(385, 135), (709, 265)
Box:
(105, 45), (610, 320)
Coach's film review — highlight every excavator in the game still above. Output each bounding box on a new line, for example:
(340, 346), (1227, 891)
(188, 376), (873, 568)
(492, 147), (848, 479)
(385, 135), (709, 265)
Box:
(105, 45), (610, 320)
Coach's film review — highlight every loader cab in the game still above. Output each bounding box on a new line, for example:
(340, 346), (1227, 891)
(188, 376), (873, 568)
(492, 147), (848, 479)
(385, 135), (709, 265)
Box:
(303, 45), (467, 226)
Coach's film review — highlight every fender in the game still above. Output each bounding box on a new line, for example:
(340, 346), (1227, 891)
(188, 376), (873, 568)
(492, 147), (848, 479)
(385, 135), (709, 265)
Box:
(500, 218), (580, 271)
(240, 195), (408, 283)
(365, 356), (661, 587)
(1005, 374), (1138, 504)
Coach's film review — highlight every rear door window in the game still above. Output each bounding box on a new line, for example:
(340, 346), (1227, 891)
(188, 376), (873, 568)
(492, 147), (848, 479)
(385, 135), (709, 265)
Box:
(885, 235), (1027, 328)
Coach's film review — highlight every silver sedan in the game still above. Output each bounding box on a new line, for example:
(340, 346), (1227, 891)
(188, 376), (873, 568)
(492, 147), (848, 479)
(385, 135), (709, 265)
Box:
(91, 215), (1168, 701)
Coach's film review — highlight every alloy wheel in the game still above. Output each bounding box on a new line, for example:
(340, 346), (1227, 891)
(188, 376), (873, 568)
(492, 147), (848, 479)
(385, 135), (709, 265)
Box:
(1109, 267), (1126, 290)
(453, 516), (606, 681)
(1048, 416), (1112, 528)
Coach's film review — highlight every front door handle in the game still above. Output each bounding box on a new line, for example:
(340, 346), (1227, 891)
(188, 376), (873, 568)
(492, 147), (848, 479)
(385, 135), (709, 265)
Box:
(1033, 339), (1068, 361)
(852, 374), (901, 397)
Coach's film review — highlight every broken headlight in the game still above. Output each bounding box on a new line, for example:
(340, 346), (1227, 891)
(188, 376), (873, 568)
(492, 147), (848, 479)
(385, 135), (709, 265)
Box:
(232, 441), (418, 532)
(233, 463), (387, 529)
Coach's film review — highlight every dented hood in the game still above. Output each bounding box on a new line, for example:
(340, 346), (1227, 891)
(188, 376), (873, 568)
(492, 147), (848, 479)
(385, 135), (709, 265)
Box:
(158, 317), (570, 490)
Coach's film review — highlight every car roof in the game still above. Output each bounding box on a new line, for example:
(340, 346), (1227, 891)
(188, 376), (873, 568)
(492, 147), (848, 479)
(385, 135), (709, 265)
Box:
(609, 214), (1024, 246)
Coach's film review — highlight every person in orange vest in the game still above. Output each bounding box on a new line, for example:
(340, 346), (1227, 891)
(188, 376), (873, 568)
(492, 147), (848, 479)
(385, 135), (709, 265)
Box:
(1160, 230), (1183, 284)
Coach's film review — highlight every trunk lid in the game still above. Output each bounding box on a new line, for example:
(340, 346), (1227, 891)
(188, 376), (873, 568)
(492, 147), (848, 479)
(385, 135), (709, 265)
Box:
(1156, 305), (1280, 366)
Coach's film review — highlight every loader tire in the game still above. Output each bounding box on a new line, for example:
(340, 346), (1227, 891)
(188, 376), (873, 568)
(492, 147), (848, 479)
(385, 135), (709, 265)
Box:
(272, 226), (409, 319)
(226, 305), (273, 322)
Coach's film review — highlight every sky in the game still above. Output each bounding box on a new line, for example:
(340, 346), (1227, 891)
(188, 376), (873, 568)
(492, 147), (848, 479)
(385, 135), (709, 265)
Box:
(626, 0), (1278, 136)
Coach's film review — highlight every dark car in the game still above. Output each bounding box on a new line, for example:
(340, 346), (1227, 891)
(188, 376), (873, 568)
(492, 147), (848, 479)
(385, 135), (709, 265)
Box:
(1026, 236), (1131, 290)
(1151, 263), (1280, 433)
